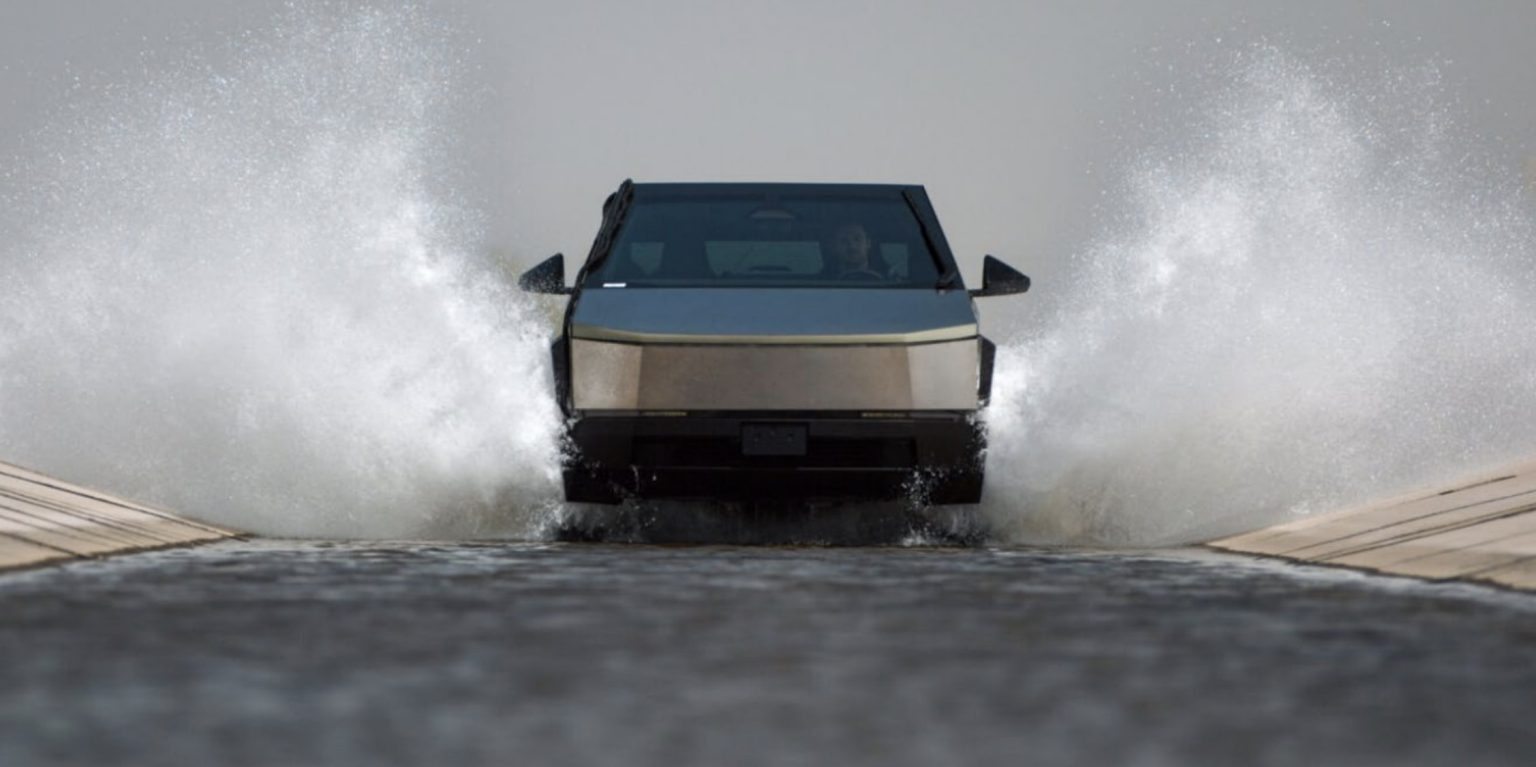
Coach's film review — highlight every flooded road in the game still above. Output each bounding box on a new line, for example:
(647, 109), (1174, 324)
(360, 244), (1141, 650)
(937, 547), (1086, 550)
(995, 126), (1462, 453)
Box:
(3, 540), (1535, 767)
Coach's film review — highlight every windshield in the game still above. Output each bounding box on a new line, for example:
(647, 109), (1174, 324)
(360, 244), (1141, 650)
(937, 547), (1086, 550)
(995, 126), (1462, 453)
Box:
(585, 192), (943, 288)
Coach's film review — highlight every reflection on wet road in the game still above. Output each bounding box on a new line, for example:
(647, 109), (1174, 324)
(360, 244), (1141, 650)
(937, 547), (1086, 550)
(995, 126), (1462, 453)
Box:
(3, 541), (1535, 766)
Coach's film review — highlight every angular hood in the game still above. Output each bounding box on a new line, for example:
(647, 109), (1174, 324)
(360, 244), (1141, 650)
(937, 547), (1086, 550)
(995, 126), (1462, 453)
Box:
(569, 288), (977, 345)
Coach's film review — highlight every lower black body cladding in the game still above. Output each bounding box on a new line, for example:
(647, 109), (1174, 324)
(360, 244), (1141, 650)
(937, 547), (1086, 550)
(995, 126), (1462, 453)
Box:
(562, 414), (985, 505)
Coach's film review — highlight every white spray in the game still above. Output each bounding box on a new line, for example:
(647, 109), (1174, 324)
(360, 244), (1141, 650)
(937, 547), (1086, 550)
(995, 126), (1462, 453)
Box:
(982, 50), (1536, 545)
(5, 18), (1532, 548)
(0, 6), (563, 538)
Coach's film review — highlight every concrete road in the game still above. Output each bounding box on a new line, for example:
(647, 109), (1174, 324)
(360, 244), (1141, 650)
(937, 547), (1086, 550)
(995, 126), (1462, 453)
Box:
(3, 540), (1535, 767)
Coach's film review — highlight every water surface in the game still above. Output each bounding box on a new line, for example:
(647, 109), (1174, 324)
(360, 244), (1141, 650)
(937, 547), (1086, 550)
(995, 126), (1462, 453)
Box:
(3, 541), (1533, 766)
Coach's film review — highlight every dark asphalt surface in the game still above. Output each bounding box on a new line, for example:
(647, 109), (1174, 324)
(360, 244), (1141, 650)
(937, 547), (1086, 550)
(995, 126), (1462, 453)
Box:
(2, 539), (1535, 767)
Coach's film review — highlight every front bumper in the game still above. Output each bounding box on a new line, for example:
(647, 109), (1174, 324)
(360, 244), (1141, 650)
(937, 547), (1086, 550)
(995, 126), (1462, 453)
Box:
(562, 412), (985, 505)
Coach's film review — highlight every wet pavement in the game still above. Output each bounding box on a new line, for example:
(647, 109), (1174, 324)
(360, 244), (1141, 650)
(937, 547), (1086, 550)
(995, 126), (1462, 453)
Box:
(2, 540), (1535, 766)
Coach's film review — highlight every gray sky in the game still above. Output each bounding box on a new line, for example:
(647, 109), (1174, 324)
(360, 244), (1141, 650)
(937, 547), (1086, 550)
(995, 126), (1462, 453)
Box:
(3, 0), (1533, 287)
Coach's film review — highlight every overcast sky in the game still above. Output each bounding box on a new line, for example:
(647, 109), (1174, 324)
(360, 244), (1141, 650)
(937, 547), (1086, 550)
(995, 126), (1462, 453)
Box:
(3, 0), (1532, 287)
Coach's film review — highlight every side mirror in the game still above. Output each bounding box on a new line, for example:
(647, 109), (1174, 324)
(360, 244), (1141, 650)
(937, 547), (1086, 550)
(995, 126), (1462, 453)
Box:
(969, 255), (1030, 297)
(518, 253), (572, 295)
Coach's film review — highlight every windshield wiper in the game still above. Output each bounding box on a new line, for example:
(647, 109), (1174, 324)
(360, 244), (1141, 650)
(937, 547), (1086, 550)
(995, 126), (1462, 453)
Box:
(901, 189), (958, 290)
(582, 179), (636, 275)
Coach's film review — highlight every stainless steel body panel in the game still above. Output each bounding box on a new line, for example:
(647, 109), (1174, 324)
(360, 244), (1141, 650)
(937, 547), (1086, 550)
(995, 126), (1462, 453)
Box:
(571, 338), (980, 412)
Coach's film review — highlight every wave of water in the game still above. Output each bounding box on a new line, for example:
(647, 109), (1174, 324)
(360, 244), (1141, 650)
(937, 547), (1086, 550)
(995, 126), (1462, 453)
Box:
(980, 50), (1536, 545)
(5, 13), (1533, 548)
(0, 6), (563, 538)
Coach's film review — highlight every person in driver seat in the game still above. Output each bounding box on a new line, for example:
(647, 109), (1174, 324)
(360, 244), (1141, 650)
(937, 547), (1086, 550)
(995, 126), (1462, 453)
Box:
(829, 223), (885, 281)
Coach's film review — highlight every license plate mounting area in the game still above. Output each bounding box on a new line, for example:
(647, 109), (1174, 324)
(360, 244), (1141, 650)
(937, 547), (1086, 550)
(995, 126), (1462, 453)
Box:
(741, 423), (808, 456)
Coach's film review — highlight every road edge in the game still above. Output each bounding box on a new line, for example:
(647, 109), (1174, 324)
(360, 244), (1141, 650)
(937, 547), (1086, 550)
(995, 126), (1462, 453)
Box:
(1207, 458), (1536, 592)
(0, 460), (240, 573)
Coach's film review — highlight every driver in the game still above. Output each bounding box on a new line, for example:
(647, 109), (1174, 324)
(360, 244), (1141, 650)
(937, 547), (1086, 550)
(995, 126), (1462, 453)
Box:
(829, 223), (884, 280)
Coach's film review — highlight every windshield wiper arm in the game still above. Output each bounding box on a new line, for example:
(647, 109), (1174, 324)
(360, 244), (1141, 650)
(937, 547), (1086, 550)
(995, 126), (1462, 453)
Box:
(901, 189), (957, 290)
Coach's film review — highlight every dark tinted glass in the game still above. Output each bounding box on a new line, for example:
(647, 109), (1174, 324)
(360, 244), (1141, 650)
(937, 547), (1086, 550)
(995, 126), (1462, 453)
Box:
(586, 193), (942, 288)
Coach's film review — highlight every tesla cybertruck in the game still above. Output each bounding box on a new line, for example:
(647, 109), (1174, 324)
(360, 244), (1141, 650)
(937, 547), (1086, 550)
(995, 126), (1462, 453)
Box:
(518, 181), (1029, 505)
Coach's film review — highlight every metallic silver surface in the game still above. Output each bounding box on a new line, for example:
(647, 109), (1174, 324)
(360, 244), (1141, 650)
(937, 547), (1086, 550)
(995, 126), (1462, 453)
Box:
(571, 338), (980, 411)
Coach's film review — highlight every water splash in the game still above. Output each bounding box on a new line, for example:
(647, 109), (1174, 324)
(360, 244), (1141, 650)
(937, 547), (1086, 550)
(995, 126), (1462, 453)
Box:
(7, 21), (1532, 549)
(982, 49), (1536, 546)
(0, 6), (563, 538)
